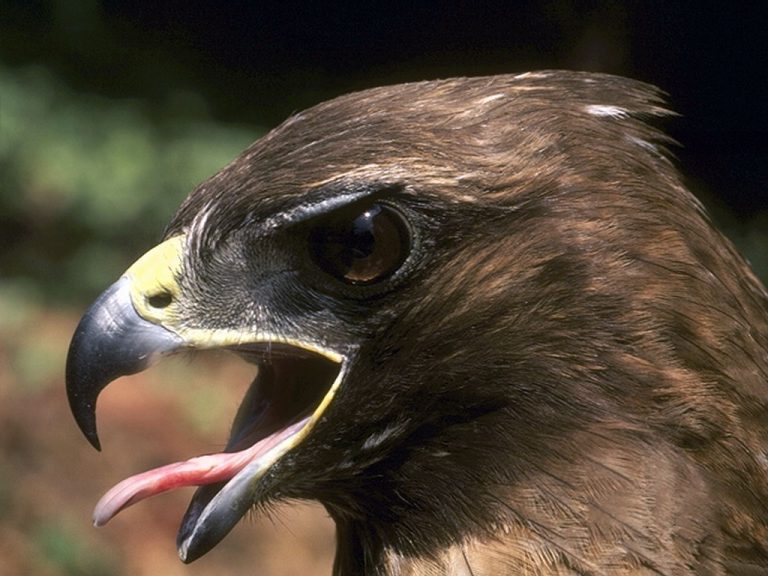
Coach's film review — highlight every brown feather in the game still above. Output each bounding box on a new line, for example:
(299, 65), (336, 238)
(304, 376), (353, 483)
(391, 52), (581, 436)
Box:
(164, 72), (768, 574)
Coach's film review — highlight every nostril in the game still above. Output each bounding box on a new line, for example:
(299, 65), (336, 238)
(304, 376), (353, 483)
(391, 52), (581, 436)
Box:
(147, 291), (173, 309)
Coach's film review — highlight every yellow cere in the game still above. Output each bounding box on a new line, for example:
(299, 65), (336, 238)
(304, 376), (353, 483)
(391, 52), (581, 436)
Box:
(123, 234), (346, 369)
(125, 235), (186, 325)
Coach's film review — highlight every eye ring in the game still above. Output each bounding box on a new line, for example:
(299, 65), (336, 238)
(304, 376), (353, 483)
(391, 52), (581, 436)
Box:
(309, 202), (411, 286)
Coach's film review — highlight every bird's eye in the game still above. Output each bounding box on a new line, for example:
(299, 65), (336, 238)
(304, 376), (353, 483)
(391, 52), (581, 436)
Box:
(309, 202), (411, 285)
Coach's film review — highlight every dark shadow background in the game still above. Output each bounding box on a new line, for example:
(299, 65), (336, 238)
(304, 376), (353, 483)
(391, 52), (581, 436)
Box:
(0, 2), (766, 575)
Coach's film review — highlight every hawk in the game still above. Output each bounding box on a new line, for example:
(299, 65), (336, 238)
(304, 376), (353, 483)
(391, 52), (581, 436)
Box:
(66, 71), (768, 575)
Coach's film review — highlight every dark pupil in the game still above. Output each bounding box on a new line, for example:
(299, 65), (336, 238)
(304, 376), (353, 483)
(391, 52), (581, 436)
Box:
(310, 203), (409, 285)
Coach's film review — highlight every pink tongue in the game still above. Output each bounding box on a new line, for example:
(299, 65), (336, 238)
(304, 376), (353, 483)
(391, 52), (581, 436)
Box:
(93, 420), (307, 527)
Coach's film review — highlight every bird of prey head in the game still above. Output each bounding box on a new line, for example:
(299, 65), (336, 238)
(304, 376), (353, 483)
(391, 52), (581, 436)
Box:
(66, 71), (768, 574)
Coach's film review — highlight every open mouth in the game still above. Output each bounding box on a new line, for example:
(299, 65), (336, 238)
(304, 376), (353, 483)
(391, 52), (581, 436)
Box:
(65, 271), (348, 561)
(91, 343), (343, 546)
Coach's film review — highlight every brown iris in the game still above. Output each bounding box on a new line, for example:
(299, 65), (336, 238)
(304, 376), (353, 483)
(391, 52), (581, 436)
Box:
(309, 202), (410, 285)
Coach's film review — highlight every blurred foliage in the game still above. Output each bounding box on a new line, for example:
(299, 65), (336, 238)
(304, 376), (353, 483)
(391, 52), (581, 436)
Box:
(688, 183), (768, 287)
(728, 213), (768, 287)
(0, 64), (262, 307)
(34, 520), (113, 576)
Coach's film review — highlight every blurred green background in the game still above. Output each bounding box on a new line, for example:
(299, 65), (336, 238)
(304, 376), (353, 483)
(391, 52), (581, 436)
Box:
(1, 2), (766, 575)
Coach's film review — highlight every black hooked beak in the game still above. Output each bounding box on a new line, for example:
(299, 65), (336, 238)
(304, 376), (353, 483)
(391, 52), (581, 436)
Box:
(66, 277), (183, 450)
